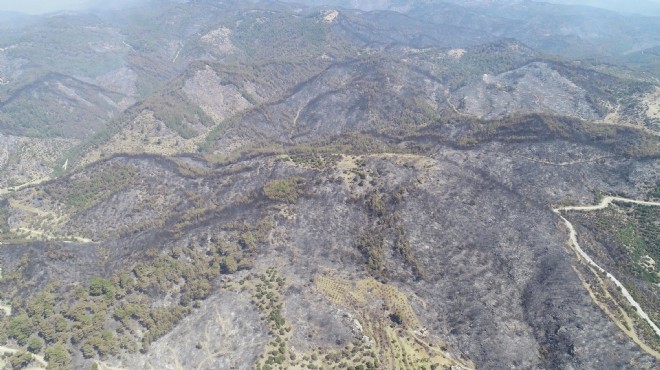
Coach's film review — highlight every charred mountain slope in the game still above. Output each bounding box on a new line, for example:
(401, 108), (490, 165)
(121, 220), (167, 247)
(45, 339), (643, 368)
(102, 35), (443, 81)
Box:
(0, 115), (658, 369)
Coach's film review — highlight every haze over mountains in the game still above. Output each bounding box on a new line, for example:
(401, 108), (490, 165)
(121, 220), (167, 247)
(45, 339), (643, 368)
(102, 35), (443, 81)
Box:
(0, 1), (658, 369)
(541, 0), (660, 16)
(0, 0), (154, 15)
(3, 0), (660, 16)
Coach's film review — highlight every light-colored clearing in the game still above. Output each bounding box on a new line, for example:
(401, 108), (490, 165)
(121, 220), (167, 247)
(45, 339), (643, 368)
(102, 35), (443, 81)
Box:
(336, 154), (359, 184)
(316, 273), (474, 370)
(322, 10), (339, 23)
(643, 87), (660, 120)
(0, 303), (11, 316)
(447, 48), (466, 59)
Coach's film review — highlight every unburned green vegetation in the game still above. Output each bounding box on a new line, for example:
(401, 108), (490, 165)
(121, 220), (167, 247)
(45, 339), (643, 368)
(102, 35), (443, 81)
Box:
(141, 88), (213, 139)
(315, 274), (472, 369)
(253, 270), (394, 370)
(565, 202), (660, 350)
(0, 204), (10, 236)
(45, 163), (139, 212)
(649, 185), (660, 200)
(263, 177), (305, 203)
(0, 81), (121, 139)
(613, 204), (660, 285)
(232, 12), (328, 61)
(0, 229), (261, 364)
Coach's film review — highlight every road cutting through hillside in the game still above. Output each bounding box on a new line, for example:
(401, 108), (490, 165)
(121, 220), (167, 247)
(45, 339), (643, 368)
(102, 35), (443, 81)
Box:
(172, 44), (183, 63)
(15, 226), (94, 244)
(516, 154), (614, 166)
(0, 177), (51, 197)
(553, 196), (660, 338)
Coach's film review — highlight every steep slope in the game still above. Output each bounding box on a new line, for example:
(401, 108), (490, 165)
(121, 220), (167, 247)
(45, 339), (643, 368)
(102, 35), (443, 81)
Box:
(66, 39), (658, 172)
(0, 119), (658, 368)
(4, 1), (658, 186)
(0, 73), (126, 138)
(449, 61), (655, 125)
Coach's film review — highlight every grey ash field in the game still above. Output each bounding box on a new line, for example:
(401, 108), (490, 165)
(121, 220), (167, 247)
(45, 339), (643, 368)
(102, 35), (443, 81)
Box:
(0, 1), (659, 369)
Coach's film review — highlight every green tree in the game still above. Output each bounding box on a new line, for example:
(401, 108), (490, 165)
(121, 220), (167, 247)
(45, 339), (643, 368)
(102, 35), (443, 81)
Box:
(81, 341), (95, 358)
(239, 232), (257, 252)
(27, 336), (44, 353)
(221, 255), (238, 274)
(263, 177), (304, 203)
(44, 342), (72, 370)
(6, 351), (33, 369)
(89, 277), (115, 299)
(8, 313), (33, 346)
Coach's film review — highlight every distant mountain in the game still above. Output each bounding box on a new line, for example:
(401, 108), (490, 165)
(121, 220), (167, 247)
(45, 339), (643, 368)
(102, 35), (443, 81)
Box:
(0, 11), (38, 28)
(539, 0), (660, 16)
(284, 0), (660, 58)
(408, 1), (660, 57)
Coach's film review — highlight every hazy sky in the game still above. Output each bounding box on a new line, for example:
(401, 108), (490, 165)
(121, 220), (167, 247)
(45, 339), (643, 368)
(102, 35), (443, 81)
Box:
(0, 0), (147, 14)
(541, 0), (660, 15)
(1, 0), (659, 15)
(543, 0), (660, 5)
(0, 0), (89, 14)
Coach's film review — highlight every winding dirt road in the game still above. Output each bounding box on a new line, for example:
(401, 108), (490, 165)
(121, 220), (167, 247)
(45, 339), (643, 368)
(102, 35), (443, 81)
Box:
(516, 155), (614, 167)
(0, 177), (50, 197)
(553, 196), (660, 338)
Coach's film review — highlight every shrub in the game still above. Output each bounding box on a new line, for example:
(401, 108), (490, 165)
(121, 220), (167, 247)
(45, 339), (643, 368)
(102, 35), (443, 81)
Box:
(221, 255), (238, 274)
(6, 351), (33, 369)
(389, 312), (403, 325)
(27, 336), (43, 353)
(43, 342), (71, 369)
(89, 277), (115, 299)
(8, 313), (33, 346)
(239, 232), (257, 252)
(263, 177), (305, 203)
